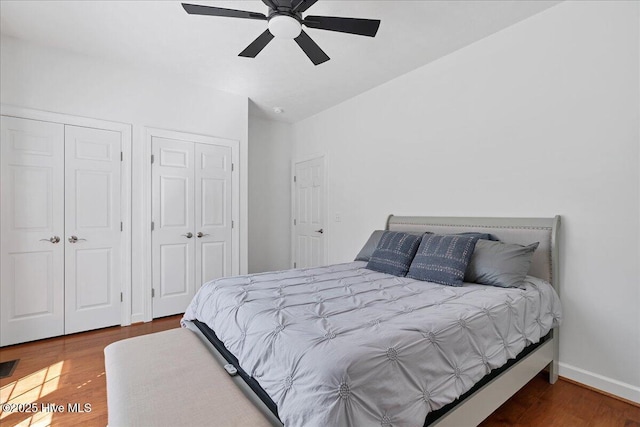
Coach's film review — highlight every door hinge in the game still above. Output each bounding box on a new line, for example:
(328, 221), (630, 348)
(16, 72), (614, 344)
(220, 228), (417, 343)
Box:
(294, 219), (296, 226)
(120, 151), (123, 161)
(120, 292), (123, 302)
(152, 288), (155, 298)
(231, 220), (234, 229)
(294, 262), (297, 268)
(294, 175), (297, 182)
(231, 163), (234, 172)
(151, 154), (155, 164)
(151, 221), (155, 231)
(120, 222), (123, 231)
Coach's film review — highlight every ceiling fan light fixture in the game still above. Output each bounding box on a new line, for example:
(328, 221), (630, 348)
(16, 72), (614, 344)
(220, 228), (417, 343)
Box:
(268, 15), (302, 39)
(182, 2), (381, 65)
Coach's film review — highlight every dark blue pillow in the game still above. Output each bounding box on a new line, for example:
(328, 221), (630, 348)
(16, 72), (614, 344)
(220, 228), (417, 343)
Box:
(366, 231), (422, 276)
(456, 232), (499, 241)
(407, 234), (479, 286)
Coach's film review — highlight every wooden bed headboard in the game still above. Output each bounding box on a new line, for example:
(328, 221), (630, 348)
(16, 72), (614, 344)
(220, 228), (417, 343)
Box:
(386, 215), (561, 293)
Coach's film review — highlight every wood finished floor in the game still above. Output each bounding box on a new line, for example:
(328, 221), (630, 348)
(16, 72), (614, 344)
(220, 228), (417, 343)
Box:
(1, 316), (638, 427)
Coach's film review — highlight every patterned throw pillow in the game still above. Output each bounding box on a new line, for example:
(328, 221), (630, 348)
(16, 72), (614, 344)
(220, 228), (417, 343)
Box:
(356, 230), (428, 262)
(366, 231), (422, 277)
(407, 234), (479, 286)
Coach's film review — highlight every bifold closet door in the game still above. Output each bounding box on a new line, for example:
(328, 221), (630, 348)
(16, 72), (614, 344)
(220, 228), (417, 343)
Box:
(194, 143), (232, 289)
(64, 125), (122, 334)
(151, 137), (233, 318)
(151, 137), (196, 318)
(1, 117), (123, 346)
(0, 116), (65, 346)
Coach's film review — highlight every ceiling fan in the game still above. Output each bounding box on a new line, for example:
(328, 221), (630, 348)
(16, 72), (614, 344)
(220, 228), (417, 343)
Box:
(181, 0), (381, 65)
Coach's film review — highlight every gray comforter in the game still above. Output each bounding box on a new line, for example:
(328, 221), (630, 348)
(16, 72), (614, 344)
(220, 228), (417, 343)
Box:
(182, 261), (562, 427)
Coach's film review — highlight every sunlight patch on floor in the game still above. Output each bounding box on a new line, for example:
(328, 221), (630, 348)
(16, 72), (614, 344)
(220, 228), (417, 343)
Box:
(13, 411), (53, 427)
(0, 361), (64, 423)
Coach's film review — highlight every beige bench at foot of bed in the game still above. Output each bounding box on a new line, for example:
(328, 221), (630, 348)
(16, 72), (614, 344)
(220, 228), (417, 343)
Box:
(104, 328), (276, 427)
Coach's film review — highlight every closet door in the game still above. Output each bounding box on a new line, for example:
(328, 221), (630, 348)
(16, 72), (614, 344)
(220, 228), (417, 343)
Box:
(194, 143), (232, 288)
(0, 116), (65, 346)
(151, 137), (195, 318)
(64, 125), (122, 334)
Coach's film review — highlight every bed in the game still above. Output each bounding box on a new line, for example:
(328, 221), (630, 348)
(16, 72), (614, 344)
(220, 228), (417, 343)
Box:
(182, 215), (562, 426)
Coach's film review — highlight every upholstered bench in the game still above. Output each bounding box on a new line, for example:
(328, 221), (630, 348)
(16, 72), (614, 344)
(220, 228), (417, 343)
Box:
(104, 328), (278, 427)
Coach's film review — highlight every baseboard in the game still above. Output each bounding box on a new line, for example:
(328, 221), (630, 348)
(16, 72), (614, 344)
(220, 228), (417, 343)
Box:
(558, 362), (640, 404)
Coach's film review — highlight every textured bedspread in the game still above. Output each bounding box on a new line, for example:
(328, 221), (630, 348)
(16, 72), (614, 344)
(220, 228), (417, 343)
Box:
(182, 262), (562, 427)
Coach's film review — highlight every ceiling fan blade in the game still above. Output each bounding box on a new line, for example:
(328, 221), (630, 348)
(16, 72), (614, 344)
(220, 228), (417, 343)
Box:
(303, 16), (380, 37)
(294, 30), (329, 65)
(261, 0), (278, 10)
(182, 3), (267, 21)
(239, 30), (275, 58)
(291, 0), (318, 13)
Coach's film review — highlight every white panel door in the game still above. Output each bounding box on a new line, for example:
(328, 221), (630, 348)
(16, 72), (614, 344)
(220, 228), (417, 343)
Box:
(64, 125), (122, 334)
(195, 143), (232, 288)
(0, 116), (65, 346)
(152, 137), (195, 318)
(294, 157), (325, 268)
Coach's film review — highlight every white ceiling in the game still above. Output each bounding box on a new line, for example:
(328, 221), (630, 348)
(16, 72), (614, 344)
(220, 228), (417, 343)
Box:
(0, 1), (560, 123)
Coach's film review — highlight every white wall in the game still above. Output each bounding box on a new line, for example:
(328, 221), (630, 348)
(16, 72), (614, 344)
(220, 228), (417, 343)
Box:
(0, 36), (249, 324)
(248, 117), (292, 273)
(292, 1), (640, 402)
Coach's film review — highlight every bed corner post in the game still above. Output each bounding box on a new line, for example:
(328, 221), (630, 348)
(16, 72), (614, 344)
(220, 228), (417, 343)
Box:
(549, 215), (561, 384)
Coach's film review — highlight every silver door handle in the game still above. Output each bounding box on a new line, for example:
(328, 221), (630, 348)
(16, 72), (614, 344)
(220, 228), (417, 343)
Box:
(315, 229), (324, 234)
(40, 236), (61, 244)
(182, 232), (193, 239)
(196, 232), (209, 238)
(68, 236), (86, 243)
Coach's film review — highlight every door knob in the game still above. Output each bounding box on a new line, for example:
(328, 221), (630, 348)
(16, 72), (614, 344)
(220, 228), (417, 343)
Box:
(68, 236), (86, 243)
(196, 232), (209, 238)
(181, 232), (193, 238)
(40, 236), (61, 244)
(315, 229), (324, 234)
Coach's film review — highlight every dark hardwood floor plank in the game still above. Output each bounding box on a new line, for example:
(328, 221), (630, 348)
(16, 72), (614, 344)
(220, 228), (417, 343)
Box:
(482, 373), (640, 427)
(2, 316), (638, 426)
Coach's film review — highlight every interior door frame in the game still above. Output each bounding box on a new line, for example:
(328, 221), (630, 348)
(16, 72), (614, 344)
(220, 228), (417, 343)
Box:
(0, 104), (133, 327)
(290, 154), (328, 269)
(142, 127), (240, 322)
